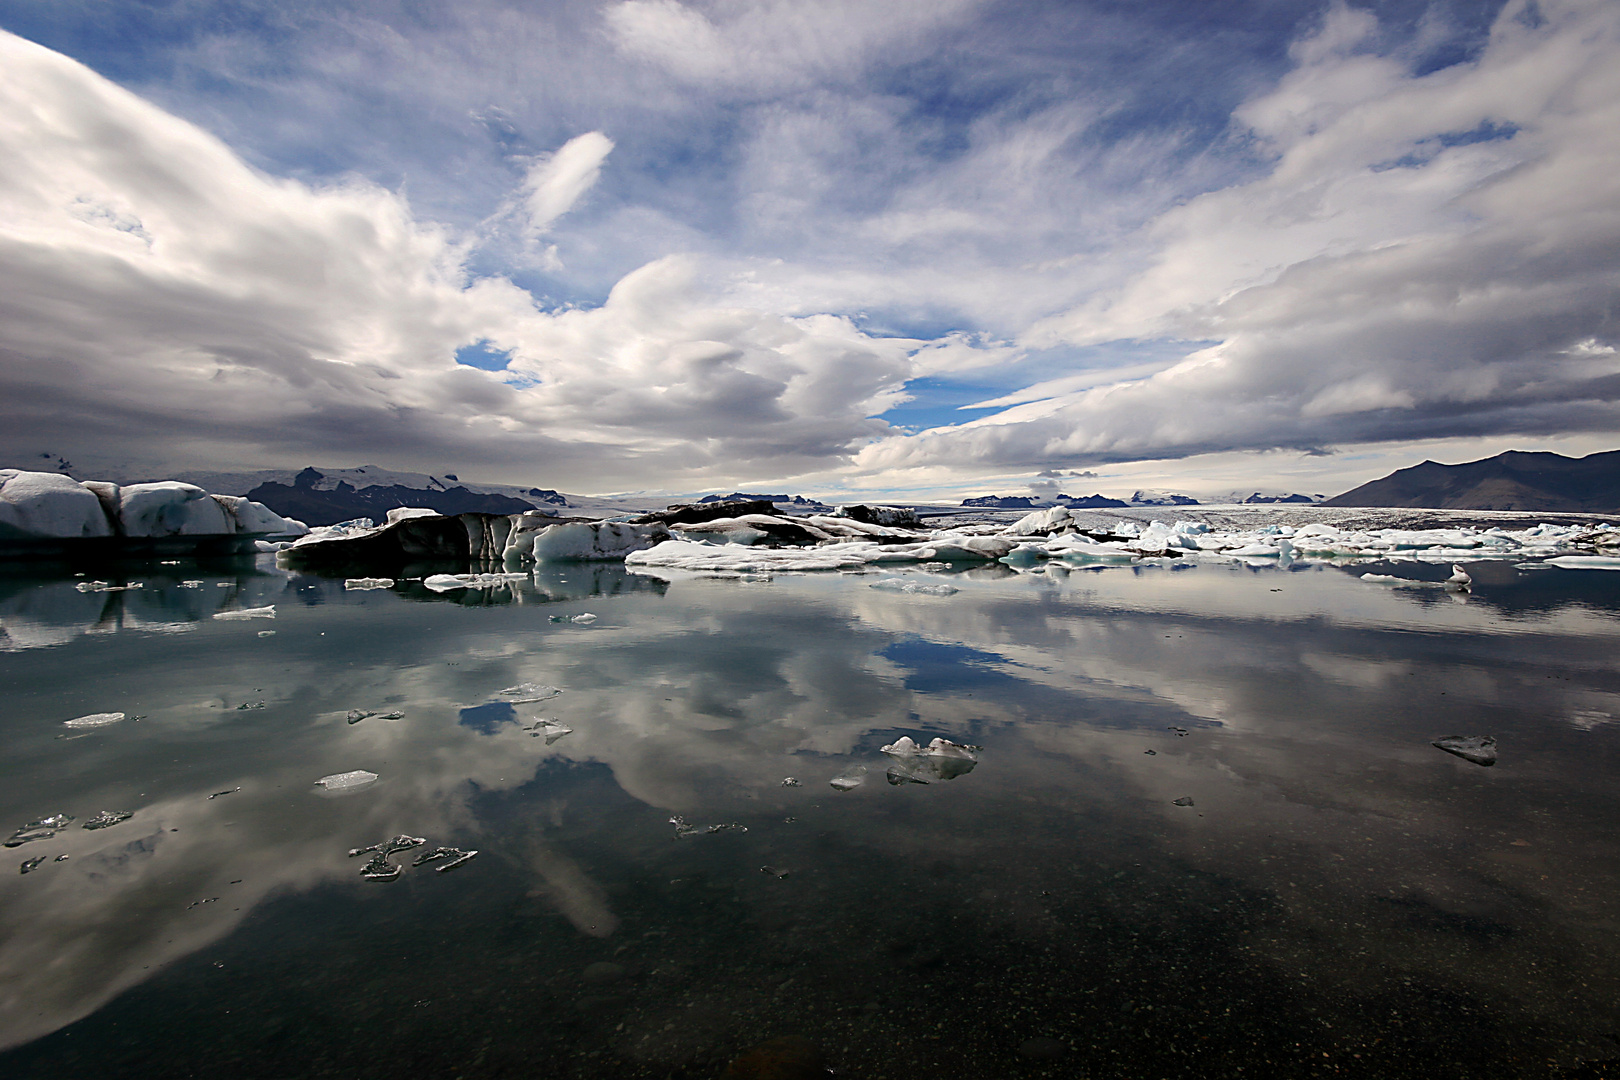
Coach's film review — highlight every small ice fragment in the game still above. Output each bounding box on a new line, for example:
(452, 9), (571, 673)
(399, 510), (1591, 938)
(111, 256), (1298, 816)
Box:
(869, 578), (959, 596)
(378, 711), (405, 720)
(257, 630), (276, 637)
(498, 683), (562, 703)
(349, 834), (427, 881)
(180, 580), (205, 588)
(669, 815), (748, 839)
(54, 854), (68, 862)
(314, 770), (379, 791)
(571, 613), (598, 624)
(81, 810), (133, 830)
(412, 846), (478, 872)
(343, 577), (396, 591)
(75, 581), (143, 593)
(346, 709), (376, 725)
(213, 605), (275, 620)
(19, 856), (46, 875)
(780, 777), (801, 787)
(1172, 797), (1195, 807)
(1144, 749), (1157, 756)
(5, 814), (74, 847)
(64, 712), (124, 729)
(1446, 564), (1472, 591)
(208, 788), (239, 799)
(759, 865), (790, 879)
(829, 765), (867, 791)
(1432, 734), (1497, 766)
(526, 720), (572, 744)
(1169, 726), (1188, 736)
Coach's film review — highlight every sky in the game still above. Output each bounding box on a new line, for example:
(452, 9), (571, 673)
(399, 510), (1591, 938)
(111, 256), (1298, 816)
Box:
(0, 0), (1617, 501)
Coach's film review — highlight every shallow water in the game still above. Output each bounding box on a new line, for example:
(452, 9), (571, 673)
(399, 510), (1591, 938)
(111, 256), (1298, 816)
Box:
(2, 555), (1620, 1078)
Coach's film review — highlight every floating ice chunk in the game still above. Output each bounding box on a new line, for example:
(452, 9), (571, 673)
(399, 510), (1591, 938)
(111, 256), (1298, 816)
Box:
(213, 605), (275, 620)
(74, 580), (143, 593)
(413, 846), (478, 872)
(526, 719), (573, 743)
(1546, 556), (1620, 570)
(1172, 797), (1195, 807)
(780, 777), (801, 787)
(378, 711), (405, 721)
(499, 683), (563, 703)
(5, 814), (74, 847)
(19, 856), (46, 874)
(879, 737), (979, 781)
(349, 834), (426, 881)
(423, 572), (528, 592)
(759, 865), (790, 878)
(257, 630), (276, 637)
(880, 736), (978, 759)
(64, 712), (124, 729)
(1004, 506), (1073, 536)
(669, 815), (747, 839)
(1446, 564), (1472, 591)
(314, 770), (379, 791)
(346, 710), (376, 725)
(869, 578), (959, 597)
(1360, 573), (1402, 583)
(119, 482), (231, 537)
(571, 613), (598, 623)
(829, 765), (867, 791)
(81, 810), (133, 830)
(180, 580), (205, 588)
(0, 470), (114, 538)
(1433, 735), (1497, 766)
(344, 577), (396, 591)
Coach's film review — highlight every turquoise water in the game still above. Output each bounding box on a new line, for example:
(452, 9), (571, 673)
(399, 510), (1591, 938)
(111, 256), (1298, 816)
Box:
(2, 556), (1619, 1077)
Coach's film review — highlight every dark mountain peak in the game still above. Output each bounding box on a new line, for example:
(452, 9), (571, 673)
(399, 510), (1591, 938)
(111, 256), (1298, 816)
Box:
(1324, 449), (1620, 511)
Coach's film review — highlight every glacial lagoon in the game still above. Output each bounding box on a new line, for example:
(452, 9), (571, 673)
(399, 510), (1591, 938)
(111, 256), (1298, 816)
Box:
(3, 554), (1620, 1078)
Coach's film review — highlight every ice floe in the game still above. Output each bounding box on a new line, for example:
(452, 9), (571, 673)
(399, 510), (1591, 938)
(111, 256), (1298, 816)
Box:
(669, 815), (747, 838)
(81, 810), (133, 830)
(498, 683), (563, 703)
(1, 470), (305, 543)
(343, 577), (396, 590)
(213, 605), (276, 620)
(314, 770), (379, 791)
(5, 814), (74, 847)
(869, 578), (958, 596)
(1433, 735), (1497, 766)
(879, 737), (980, 782)
(349, 835), (426, 881)
(63, 712), (124, 729)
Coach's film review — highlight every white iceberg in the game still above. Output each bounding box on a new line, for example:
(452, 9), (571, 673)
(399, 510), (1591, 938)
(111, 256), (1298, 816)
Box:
(63, 712), (124, 728)
(314, 770), (378, 790)
(0, 471), (112, 539)
(344, 577), (396, 590)
(499, 682), (563, 703)
(869, 578), (959, 597)
(213, 605), (276, 620)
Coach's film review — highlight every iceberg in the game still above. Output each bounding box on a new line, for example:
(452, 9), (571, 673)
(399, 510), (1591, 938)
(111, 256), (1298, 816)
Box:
(868, 578), (959, 597)
(0, 471), (112, 539)
(1433, 735), (1497, 766)
(213, 605), (276, 620)
(314, 770), (379, 791)
(63, 712), (124, 729)
(498, 683), (563, 703)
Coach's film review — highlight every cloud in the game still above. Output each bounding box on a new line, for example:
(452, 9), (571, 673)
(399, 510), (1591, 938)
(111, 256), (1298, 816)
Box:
(0, 30), (915, 488)
(857, 0), (1620, 478)
(521, 130), (615, 235)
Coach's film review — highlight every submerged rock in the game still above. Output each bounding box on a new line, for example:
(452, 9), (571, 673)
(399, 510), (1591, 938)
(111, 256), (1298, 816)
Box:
(1433, 734), (1497, 766)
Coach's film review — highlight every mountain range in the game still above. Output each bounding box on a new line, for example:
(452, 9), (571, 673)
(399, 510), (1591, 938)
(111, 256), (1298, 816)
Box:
(1323, 450), (1620, 512)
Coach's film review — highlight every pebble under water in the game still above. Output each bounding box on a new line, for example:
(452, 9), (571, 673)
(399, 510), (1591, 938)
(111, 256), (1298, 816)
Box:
(2, 554), (1620, 1078)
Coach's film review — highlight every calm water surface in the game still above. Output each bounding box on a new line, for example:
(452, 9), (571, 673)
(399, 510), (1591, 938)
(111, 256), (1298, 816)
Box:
(2, 556), (1619, 1078)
